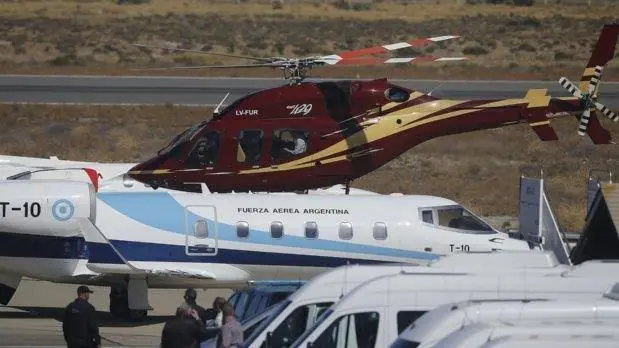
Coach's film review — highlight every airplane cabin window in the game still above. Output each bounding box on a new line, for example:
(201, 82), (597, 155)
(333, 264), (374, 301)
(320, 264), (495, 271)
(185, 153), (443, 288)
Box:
(194, 220), (208, 239)
(338, 222), (353, 240)
(237, 130), (263, 164)
(271, 221), (284, 239)
(437, 206), (495, 234)
(271, 129), (309, 160)
(396, 311), (427, 333)
(236, 221), (250, 238)
(305, 222), (319, 239)
(373, 222), (388, 240)
(187, 131), (220, 168)
(421, 210), (434, 224)
(311, 311), (379, 348)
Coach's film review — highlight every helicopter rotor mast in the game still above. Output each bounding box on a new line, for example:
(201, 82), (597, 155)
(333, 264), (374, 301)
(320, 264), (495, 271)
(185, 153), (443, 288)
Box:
(132, 35), (466, 84)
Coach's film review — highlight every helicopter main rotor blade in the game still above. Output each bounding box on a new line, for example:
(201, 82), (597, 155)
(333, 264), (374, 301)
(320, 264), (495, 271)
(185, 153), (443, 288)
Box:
(130, 63), (284, 71)
(325, 35), (462, 59)
(315, 55), (468, 65)
(132, 43), (273, 62)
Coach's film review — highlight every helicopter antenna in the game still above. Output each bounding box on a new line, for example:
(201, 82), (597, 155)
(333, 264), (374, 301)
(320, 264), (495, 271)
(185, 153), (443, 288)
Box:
(214, 92), (230, 115)
(133, 35), (467, 85)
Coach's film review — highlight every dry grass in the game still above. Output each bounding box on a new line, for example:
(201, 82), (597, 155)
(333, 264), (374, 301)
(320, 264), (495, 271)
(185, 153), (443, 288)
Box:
(1, 0), (615, 21)
(0, 0), (618, 79)
(2, 104), (619, 232)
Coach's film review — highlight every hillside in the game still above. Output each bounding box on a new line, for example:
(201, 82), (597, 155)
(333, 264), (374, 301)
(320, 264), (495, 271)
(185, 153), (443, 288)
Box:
(0, 0), (618, 79)
(2, 103), (618, 232)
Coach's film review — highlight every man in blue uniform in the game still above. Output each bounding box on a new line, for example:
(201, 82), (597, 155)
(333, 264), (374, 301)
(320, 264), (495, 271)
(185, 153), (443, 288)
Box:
(62, 285), (101, 348)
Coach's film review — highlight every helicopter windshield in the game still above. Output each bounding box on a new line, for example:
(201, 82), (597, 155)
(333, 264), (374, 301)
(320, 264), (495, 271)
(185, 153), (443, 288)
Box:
(157, 121), (206, 157)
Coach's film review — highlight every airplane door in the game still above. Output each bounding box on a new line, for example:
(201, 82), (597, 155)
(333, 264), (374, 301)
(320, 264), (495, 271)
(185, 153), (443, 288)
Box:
(185, 205), (218, 256)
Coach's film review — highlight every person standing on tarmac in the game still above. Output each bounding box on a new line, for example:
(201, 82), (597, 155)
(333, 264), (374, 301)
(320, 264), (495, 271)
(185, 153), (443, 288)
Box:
(182, 288), (209, 326)
(62, 285), (101, 348)
(205, 297), (226, 328)
(161, 306), (210, 348)
(219, 303), (243, 348)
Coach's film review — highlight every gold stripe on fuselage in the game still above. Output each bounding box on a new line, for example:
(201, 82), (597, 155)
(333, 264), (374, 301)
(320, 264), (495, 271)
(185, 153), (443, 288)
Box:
(239, 98), (477, 174)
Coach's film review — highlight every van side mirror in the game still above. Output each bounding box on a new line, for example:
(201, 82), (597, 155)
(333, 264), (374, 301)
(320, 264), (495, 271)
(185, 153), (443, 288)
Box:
(307, 342), (314, 348)
(265, 331), (273, 347)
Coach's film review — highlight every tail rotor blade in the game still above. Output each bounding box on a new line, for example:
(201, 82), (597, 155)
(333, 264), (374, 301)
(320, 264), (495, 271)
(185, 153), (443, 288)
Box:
(588, 65), (603, 94)
(594, 101), (618, 122)
(578, 108), (591, 136)
(559, 76), (583, 99)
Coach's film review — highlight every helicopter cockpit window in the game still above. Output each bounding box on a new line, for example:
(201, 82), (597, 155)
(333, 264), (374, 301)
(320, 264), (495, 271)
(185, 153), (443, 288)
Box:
(436, 206), (495, 234)
(237, 129), (263, 164)
(187, 131), (220, 168)
(157, 121), (207, 159)
(385, 87), (410, 103)
(271, 129), (309, 160)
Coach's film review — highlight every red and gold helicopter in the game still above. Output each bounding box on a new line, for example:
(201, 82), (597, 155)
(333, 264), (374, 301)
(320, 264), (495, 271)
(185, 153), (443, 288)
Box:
(129, 24), (618, 193)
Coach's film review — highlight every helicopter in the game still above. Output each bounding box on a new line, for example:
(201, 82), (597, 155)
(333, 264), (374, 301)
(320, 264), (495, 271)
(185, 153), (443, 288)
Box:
(128, 25), (618, 194)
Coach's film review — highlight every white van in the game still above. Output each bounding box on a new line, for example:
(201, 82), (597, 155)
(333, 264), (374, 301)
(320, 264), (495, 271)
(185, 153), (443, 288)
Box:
(290, 272), (619, 348)
(431, 320), (619, 348)
(392, 297), (619, 348)
(243, 250), (567, 347)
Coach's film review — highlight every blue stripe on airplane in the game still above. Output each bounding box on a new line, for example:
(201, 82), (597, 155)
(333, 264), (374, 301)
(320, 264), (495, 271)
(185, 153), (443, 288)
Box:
(91, 239), (422, 266)
(97, 192), (440, 261)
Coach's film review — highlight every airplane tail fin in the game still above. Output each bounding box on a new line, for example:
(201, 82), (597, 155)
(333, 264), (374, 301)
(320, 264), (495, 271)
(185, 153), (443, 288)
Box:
(557, 23), (619, 144)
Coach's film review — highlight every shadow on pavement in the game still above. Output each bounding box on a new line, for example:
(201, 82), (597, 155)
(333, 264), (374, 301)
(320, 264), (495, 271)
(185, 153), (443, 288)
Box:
(0, 306), (172, 327)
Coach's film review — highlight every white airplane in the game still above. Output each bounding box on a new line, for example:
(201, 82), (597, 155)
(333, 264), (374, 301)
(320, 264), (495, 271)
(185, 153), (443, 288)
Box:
(0, 154), (542, 319)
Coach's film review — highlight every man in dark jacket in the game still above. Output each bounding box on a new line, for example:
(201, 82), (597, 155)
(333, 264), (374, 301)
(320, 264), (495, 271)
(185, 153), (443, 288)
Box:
(62, 285), (101, 348)
(182, 288), (209, 325)
(161, 306), (211, 348)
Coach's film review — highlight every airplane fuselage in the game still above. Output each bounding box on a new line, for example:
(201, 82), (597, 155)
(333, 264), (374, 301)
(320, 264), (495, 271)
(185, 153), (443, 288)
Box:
(0, 173), (530, 289)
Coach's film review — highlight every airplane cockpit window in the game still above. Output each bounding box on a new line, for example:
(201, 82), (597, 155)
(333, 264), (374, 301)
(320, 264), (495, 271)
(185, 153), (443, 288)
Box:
(237, 130), (263, 164)
(187, 131), (220, 168)
(421, 210), (434, 224)
(271, 129), (309, 160)
(436, 206), (495, 234)
(385, 87), (410, 103)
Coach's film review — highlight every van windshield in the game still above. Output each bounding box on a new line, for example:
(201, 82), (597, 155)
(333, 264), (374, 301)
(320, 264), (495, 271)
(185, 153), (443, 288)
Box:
(243, 299), (291, 346)
(290, 309), (334, 347)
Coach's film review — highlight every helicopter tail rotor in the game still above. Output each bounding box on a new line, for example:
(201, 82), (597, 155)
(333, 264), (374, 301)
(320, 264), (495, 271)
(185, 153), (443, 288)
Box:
(556, 24), (619, 141)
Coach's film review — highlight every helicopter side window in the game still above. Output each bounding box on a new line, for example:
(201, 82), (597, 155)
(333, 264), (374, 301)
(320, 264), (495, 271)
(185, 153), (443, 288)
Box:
(237, 130), (263, 164)
(187, 131), (220, 168)
(385, 87), (410, 103)
(271, 129), (309, 160)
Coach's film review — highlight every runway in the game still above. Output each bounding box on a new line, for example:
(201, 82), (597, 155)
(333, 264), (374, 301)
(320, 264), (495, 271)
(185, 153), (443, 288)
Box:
(0, 279), (231, 347)
(1, 75), (619, 108)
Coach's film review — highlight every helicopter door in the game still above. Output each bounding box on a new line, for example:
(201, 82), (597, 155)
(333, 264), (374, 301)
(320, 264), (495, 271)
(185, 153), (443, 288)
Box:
(185, 205), (218, 256)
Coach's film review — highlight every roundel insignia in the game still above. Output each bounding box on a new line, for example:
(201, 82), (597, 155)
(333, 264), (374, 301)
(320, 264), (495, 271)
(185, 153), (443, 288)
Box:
(52, 199), (75, 221)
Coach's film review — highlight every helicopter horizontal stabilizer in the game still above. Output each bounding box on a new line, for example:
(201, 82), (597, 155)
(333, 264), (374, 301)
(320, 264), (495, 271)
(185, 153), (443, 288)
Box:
(523, 89), (558, 141)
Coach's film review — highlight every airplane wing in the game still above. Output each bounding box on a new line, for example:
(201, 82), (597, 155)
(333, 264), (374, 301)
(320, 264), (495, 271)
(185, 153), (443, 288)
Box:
(76, 218), (217, 280)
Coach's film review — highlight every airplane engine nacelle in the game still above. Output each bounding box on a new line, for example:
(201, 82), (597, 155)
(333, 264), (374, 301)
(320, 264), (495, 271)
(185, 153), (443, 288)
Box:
(0, 180), (95, 238)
